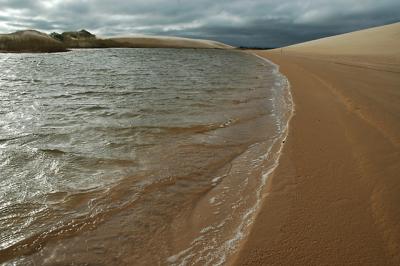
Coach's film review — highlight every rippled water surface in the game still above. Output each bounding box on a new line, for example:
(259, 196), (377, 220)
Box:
(0, 49), (291, 265)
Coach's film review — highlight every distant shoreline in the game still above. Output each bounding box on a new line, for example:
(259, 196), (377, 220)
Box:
(0, 29), (233, 53)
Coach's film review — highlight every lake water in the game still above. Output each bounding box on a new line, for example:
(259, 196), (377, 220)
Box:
(0, 48), (292, 265)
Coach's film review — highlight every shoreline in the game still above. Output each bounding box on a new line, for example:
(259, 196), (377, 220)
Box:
(166, 52), (295, 266)
(233, 49), (400, 265)
(225, 52), (295, 264)
(227, 53), (296, 265)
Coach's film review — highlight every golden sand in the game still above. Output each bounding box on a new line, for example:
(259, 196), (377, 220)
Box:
(234, 23), (400, 265)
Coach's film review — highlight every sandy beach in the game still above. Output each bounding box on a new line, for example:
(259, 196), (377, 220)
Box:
(235, 23), (400, 265)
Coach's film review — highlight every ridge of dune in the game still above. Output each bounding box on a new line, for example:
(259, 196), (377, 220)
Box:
(108, 35), (233, 49)
(281, 22), (400, 73)
(0, 29), (233, 52)
(0, 30), (67, 53)
(284, 22), (400, 57)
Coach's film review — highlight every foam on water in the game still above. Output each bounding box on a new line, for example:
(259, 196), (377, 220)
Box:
(167, 55), (294, 265)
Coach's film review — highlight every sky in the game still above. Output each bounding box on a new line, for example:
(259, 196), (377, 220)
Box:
(0, 0), (399, 47)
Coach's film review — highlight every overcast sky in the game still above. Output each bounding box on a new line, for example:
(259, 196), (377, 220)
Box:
(0, 0), (399, 47)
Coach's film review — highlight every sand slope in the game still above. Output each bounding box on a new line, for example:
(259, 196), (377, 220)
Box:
(60, 36), (232, 49)
(108, 35), (233, 49)
(235, 23), (400, 265)
(0, 30), (67, 53)
(285, 22), (400, 57)
(0, 29), (233, 52)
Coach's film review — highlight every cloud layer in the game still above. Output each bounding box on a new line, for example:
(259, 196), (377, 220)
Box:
(0, 0), (399, 46)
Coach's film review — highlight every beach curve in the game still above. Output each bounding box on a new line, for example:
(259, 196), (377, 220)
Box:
(234, 22), (400, 266)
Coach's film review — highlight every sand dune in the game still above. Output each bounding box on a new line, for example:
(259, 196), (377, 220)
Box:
(284, 22), (400, 72)
(235, 23), (400, 265)
(285, 22), (400, 57)
(53, 29), (233, 49)
(58, 35), (232, 49)
(0, 30), (67, 53)
(108, 35), (233, 49)
(0, 29), (233, 52)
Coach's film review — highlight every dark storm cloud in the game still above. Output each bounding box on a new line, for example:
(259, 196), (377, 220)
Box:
(0, 0), (399, 47)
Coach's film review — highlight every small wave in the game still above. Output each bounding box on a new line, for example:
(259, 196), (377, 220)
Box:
(69, 90), (105, 96)
(102, 124), (221, 135)
(52, 94), (73, 99)
(0, 134), (33, 143)
(80, 105), (108, 112)
(39, 148), (67, 155)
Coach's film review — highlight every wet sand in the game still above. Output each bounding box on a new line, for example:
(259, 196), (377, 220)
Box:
(235, 23), (400, 265)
